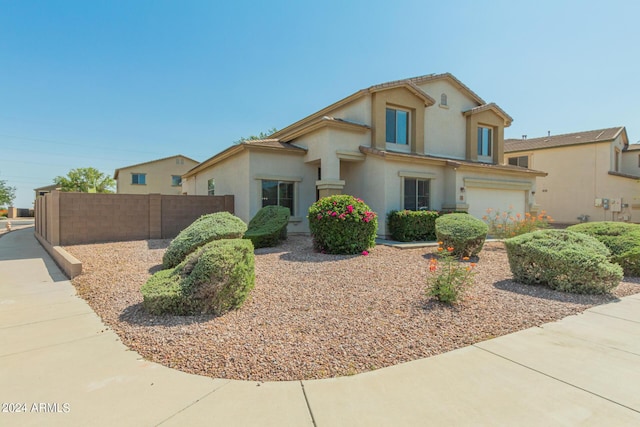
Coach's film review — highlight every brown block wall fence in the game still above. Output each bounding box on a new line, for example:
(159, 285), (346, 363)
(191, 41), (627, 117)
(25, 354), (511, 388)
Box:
(35, 191), (234, 246)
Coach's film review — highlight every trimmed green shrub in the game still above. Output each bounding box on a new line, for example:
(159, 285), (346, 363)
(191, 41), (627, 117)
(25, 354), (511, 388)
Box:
(568, 221), (640, 276)
(504, 229), (622, 294)
(142, 239), (255, 315)
(162, 212), (247, 269)
(307, 195), (378, 254)
(244, 205), (290, 248)
(387, 210), (440, 241)
(435, 213), (487, 258)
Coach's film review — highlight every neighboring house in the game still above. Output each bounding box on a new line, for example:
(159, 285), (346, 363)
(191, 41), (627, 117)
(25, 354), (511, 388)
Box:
(183, 73), (546, 236)
(114, 155), (199, 195)
(505, 127), (640, 224)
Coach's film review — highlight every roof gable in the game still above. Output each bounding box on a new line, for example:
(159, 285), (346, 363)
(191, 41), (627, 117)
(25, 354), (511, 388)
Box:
(406, 72), (486, 105)
(271, 72), (486, 142)
(505, 127), (627, 153)
(463, 103), (513, 127)
(183, 140), (306, 178)
(114, 154), (199, 179)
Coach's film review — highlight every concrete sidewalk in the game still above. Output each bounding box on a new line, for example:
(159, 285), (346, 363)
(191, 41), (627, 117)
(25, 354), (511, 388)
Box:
(1, 227), (639, 426)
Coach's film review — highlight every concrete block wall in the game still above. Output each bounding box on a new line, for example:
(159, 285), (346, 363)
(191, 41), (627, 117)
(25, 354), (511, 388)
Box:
(35, 191), (234, 245)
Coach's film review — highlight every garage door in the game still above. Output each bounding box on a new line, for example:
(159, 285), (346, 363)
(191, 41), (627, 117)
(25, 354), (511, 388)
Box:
(466, 188), (526, 220)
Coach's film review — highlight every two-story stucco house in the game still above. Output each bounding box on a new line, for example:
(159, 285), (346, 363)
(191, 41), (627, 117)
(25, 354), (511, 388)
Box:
(114, 155), (199, 195)
(505, 127), (640, 224)
(183, 73), (546, 236)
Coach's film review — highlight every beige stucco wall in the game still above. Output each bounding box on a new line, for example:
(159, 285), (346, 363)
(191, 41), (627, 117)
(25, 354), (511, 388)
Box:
(329, 96), (371, 127)
(507, 141), (640, 223)
(417, 79), (478, 160)
(183, 151), (251, 222)
(622, 150), (640, 176)
(116, 156), (198, 195)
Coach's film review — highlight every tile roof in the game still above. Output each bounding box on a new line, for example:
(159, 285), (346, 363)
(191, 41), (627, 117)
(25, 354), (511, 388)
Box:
(504, 127), (625, 152)
(371, 72), (486, 105)
(240, 139), (307, 151)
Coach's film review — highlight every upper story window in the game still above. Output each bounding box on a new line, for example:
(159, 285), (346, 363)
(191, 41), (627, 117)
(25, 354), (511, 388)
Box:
(176, 157), (184, 165)
(440, 93), (448, 106)
(508, 156), (529, 168)
(386, 108), (409, 145)
(614, 148), (621, 172)
(131, 173), (146, 185)
(171, 175), (182, 186)
(207, 178), (215, 195)
(477, 126), (493, 157)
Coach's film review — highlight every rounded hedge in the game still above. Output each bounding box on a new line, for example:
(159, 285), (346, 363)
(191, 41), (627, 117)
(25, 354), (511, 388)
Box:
(307, 195), (378, 254)
(162, 212), (247, 269)
(244, 205), (290, 248)
(143, 238), (255, 315)
(435, 213), (488, 258)
(504, 229), (622, 294)
(567, 221), (640, 277)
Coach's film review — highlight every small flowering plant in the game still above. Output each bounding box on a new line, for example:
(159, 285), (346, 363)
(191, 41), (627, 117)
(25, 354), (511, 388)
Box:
(426, 242), (476, 304)
(483, 207), (553, 239)
(308, 195), (378, 254)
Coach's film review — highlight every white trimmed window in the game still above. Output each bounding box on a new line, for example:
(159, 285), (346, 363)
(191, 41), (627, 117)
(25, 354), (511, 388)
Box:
(404, 178), (430, 211)
(171, 175), (182, 186)
(386, 107), (409, 145)
(477, 126), (492, 157)
(207, 178), (215, 195)
(261, 180), (294, 215)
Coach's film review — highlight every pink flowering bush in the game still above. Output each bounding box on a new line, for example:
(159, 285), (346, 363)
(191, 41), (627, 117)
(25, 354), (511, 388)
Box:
(307, 195), (378, 254)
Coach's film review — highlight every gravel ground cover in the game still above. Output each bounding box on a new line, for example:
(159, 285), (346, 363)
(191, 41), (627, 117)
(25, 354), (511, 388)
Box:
(66, 236), (640, 381)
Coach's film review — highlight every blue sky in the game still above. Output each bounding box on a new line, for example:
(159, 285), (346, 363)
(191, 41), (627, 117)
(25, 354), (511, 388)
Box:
(1, 0), (639, 208)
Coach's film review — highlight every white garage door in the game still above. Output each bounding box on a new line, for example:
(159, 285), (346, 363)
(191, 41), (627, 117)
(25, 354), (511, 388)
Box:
(466, 188), (526, 220)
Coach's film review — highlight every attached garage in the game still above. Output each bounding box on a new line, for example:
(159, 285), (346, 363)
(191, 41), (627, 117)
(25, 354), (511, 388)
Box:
(464, 178), (531, 220)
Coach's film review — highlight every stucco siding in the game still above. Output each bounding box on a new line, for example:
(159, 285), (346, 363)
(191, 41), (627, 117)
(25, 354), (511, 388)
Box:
(248, 150), (316, 234)
(329, 96), (371, 127)
(622, 150), (640, 176)
(185, 151), (251, 222)
(526, 142), (638, 223)
(116, 156), (198, 195)
(418, 80), (478, 160)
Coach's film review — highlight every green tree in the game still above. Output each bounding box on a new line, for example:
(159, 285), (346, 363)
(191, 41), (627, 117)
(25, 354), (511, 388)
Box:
(0, 179), (16, 206)
(54, 167), (115, 193)
(234, 127), (278, 144)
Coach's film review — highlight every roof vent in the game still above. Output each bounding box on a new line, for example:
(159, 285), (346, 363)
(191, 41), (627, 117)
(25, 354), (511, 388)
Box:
(522, 135), (527, 140)
(548, 130), (551, 137)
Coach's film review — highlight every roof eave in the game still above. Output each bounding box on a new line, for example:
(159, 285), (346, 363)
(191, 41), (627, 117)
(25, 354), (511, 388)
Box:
(359, 146), (546, 177)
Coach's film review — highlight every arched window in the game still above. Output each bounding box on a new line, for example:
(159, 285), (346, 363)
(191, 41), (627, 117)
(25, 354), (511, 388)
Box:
(440, 93), (448, 106)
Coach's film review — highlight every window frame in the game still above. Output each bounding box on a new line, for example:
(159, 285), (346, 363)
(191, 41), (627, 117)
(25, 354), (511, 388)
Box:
(403, 177), (430, 211)
(131, 173), (146, 185)
(507, 156), (529, 168)
(207, 178), (215, 196)
(171, 175), (182, 187)
(385, 107), (410, 146)
(261, 179), (295, 216)
(477, 126), (493, 158)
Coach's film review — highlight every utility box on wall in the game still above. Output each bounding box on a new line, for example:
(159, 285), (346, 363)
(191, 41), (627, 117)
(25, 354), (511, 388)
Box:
(611, 198), (622, 212)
